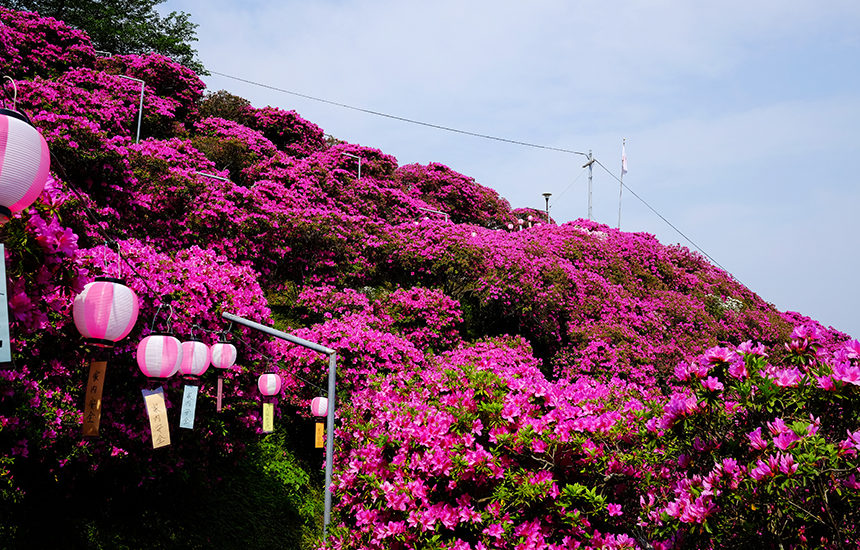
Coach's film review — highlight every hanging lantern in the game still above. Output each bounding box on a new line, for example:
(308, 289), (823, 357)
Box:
(310, 396), (328, 417)
(73, 277), (139, 347)
(258, 373), (282, 396)
(210, 339), (237, 412)
(210, 342), (237, 370)
(177, 339), (210, 431)
(0, 108), (50, 223)
(311, 396), (328, 449)
(179, 340), (211, 377)
(136, 305), (179, 449)
(136, 334), (182, 379)
(258, 373), (282, 433)
(74, 277), (139, 438)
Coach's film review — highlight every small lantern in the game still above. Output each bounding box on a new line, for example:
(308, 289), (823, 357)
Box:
(210, 342), (237, 370)
(258, 373), (281, 433)
(0, 108), (50, 223)
(210, 340), (237, 412)
(73, 277), (139, 347)
(311, 396), (328, 417)
(177, 339), (210, 431)
(258, 373), (282, 396)
(311, 397), (328, 449)
(136, 334), (182, 379)
(179, 340), (211, 377)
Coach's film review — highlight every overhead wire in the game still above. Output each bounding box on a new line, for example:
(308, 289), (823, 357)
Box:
(209, 70), (589, 156)
(593, 159), (742, 284)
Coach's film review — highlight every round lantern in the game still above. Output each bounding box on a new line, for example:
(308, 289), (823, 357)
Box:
(0, 109), (50, 223)
(136, 334), (182, 379)
(258, 373), (282, 396)
(310, 396), (328, 417)
(210, 342), (237, 370)
(73, 277), (139, 347)
(179, 340), (211, 377)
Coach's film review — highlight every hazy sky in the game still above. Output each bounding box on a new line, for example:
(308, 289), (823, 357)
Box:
(160, 0), (860, 338)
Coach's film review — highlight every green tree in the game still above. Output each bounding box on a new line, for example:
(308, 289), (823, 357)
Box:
(3, 0), (204, 72)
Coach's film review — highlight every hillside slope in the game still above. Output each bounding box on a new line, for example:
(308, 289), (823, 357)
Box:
(2, 8), (859, 549)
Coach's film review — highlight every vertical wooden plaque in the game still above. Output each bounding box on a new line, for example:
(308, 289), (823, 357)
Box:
(82, 359), (108, 437)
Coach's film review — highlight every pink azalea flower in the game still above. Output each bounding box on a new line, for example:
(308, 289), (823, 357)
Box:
(747, 427), (768, 450)
(700, 376), (724, 392)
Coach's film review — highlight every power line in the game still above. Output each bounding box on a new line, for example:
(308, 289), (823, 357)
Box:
(208, 70), (588, 156)
(593, 159), (741, 284)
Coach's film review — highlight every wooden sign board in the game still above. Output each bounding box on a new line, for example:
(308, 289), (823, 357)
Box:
(82, 359), (107, 437)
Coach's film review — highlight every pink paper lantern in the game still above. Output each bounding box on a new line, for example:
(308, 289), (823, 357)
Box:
(258, 373), (282, 396)
(310, 397), (328, 417)
(0, 109), (50, 222)
(179, 340), (211, 377)
(136, 334), (182, 379)
(210, 342), (237, 370)
(72, 277), (139, 347)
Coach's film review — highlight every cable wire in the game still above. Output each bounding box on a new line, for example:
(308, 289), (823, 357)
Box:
(209, 70), (589, 156)
(593, 159), (742, 284)
(554, 166), (587, 203)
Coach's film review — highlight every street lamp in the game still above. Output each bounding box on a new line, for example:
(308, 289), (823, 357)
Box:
(542, 192), (551, 223)
(340, 152), (361, 180)
(117, 75), (145, 143)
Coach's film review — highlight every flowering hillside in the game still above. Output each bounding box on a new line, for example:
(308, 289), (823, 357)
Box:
(1, 7), (859, 549)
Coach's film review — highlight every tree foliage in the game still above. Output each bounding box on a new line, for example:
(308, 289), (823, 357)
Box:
(3, 0), (203, 72)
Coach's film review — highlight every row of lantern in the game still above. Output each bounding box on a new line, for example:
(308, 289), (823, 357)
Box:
(72, 276), (327, 445)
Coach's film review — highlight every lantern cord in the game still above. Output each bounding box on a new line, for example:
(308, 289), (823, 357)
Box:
(229, 331), (327, 394)
(2, 76), (17, 110)
(149, 303), (174, 333)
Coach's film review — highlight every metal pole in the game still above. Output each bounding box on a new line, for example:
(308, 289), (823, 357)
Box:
(219, 312), (338, 539)
(118, 75), (145, 143)
(587, 150), (593, 220)
(618, 138), (626, 229)
(323, 352), (337, 537)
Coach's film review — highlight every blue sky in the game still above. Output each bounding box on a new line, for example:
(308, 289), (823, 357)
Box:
(161, 0), (860, 338)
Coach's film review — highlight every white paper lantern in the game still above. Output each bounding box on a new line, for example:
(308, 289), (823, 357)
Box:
(0, 109), (50, 222)
(210, 342), (237, 370)
(179, 340), (211, 377)
(310, 397), (328, 417)
(258, 373), (282, 396)
(72, 278), (139, 347)
(136, 334), (182, 379)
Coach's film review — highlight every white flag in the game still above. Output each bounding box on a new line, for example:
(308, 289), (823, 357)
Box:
(621, 141), (628, 175)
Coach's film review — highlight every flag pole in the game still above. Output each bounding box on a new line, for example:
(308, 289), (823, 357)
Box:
(617, 138), (627, 229)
